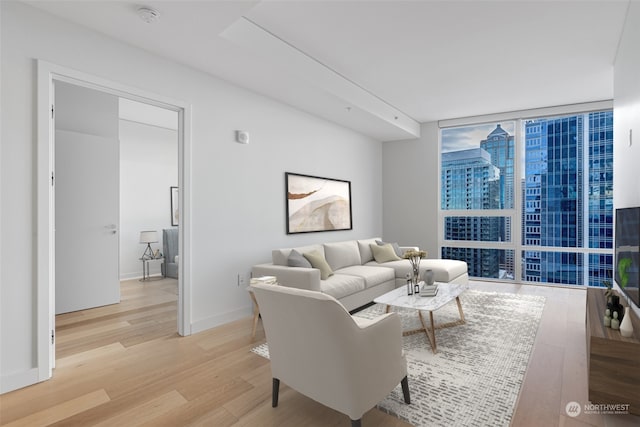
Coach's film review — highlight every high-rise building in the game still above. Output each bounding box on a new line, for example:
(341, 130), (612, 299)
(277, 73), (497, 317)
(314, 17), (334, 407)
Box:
(480, 124), (515, 210)
(587, 111), (614, 286)
(441, 148), (501, 278)
(523, 112), (613, 285)
(441, 148), (500, 210)
(481, 124), (515, 274)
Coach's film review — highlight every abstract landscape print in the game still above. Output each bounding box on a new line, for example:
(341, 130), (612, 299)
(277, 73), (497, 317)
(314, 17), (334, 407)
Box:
(286, 172), (352, 234)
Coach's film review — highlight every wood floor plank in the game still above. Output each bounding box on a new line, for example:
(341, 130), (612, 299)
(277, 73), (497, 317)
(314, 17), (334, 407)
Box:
(93, 390), (187, 427)
(140, 387), (245, 427)
(56, 321), (131, 344)
(55, 342), (127, 369)
(1, 389), (110, 427)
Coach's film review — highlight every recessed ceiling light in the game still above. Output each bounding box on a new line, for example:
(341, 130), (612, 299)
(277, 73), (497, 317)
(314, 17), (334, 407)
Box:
(137, 7), (160, 24)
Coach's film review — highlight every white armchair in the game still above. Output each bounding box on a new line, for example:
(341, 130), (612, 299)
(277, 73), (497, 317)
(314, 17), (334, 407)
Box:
(251, 282), (410, 427)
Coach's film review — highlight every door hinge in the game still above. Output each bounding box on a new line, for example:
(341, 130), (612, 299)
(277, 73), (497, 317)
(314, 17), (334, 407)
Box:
(51, 105), (54, 119)
(51, 172), (54, 187)
(51, 329), (55, 345)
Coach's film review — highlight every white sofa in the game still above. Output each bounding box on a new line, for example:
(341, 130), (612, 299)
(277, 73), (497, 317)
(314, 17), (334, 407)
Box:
(252, 238), (468, 311)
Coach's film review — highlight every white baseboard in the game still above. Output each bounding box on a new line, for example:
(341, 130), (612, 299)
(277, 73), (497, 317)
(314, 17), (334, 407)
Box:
(119, 273), (164, 281)
(1, 368), (40, 394)
(191, 305), (252, 335)
(119, 272), (140, 281)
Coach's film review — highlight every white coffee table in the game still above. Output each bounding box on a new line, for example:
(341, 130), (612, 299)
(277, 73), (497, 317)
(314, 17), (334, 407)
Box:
(374, 282), (468, 353)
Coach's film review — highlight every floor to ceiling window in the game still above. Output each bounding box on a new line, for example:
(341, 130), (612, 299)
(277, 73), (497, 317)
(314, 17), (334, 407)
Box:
(440, 108), (613, 287)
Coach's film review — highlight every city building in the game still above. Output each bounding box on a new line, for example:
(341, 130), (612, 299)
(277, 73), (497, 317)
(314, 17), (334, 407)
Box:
(523, 112), (613, 285)
(441, 148), (501, 278)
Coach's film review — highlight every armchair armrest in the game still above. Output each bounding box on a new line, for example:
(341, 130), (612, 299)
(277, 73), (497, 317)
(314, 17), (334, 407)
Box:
(252, 263), (321, 292)
(346, 312), (407, 403)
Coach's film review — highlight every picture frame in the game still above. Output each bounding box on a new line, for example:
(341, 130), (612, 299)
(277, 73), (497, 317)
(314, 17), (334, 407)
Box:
(285, 172), (352, 234)
(170, 186), (179, 226)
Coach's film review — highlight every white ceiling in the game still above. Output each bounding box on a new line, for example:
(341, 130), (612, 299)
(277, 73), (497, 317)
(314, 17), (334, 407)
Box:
(26, 0), (630, 141)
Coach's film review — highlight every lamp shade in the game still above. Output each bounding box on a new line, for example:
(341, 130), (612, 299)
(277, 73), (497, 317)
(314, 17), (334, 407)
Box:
(139, 230), (158, 244)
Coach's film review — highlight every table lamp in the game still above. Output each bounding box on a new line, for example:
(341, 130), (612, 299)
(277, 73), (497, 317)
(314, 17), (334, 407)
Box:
(139, 230), (158, 260)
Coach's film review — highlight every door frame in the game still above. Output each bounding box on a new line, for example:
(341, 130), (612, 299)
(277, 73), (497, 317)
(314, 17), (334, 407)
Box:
(36, 60), (192, 381)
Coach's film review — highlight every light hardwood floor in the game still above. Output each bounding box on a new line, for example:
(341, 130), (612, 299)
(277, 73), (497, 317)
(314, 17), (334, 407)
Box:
(1, 279), (638, 426)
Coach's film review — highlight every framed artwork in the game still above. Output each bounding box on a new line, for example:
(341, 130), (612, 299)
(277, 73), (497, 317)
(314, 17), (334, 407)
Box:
(170, 186), (179, 226)
(285, 172), (352, 234)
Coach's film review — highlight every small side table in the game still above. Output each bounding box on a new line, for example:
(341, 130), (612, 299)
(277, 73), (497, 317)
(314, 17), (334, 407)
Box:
(139, 257), (164, 282)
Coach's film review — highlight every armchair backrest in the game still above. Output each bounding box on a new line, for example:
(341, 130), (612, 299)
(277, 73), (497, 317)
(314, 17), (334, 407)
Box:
(252, 282), (359, 379)
(162, 228), (178, 261)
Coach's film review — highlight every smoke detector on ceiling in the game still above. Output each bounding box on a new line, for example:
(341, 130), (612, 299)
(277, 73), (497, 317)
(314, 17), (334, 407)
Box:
(137, 7), (160, 24)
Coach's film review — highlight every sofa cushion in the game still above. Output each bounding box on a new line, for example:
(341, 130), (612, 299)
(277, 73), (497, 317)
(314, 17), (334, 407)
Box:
(303, 250), (334, 280)
(336, 265), (395, 288)
(287, 249), (312, 268)
(375, 239), (403, 257)
(320, 274), (366, 300)
(370, 243), (402, 263)
(272, 244), (324, 266)
(369, 259), (413, 279)
(357, 238), (381, 264)
(324, 240), (362, 271)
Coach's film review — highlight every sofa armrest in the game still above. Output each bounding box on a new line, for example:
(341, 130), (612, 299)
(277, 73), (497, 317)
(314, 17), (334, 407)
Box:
(252, 263), (322, 292)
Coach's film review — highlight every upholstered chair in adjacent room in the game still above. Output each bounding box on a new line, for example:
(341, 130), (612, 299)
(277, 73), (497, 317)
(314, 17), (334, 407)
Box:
(251, 282), (410, 427)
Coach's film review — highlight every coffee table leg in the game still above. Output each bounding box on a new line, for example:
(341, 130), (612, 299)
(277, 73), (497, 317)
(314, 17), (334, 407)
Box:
(418, 310), (437, 353)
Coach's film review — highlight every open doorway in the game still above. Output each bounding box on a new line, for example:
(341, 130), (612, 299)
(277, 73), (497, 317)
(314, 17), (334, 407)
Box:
(118, 98), (179, 284)
(54, 85), (179, 310)
(37, 61), (191, 383)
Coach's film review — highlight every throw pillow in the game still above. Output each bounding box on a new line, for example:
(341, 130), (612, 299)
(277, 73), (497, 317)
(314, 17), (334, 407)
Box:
(303, 250), (334, 280)
(370, 243), (402, 263)
(287, 249), (312, 268)
(375, 239), (403, 257)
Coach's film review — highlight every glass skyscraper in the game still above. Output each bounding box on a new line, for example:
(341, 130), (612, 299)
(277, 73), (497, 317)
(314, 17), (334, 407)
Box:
(523, 112), (613, 285)
(441, 148), (500, 210)
(587, 112), (614, 286)
(480, 124), (515, 274)
(441, 148), (502, 278)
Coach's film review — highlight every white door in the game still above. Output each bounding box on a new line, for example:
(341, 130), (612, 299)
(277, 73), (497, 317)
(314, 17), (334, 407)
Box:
(55, 129), (120, 314)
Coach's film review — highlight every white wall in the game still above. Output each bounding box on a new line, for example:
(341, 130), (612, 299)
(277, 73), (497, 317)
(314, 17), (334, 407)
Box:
(382, 122), (439, 256)
(614, 2), (640, 210)
(119, 119), (178, 279)
(613, 0), (640, 315)
(0, 2), (383, 392)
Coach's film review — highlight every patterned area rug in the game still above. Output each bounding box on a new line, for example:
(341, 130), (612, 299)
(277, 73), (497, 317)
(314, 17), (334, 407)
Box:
(251, 290), (545, 427)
